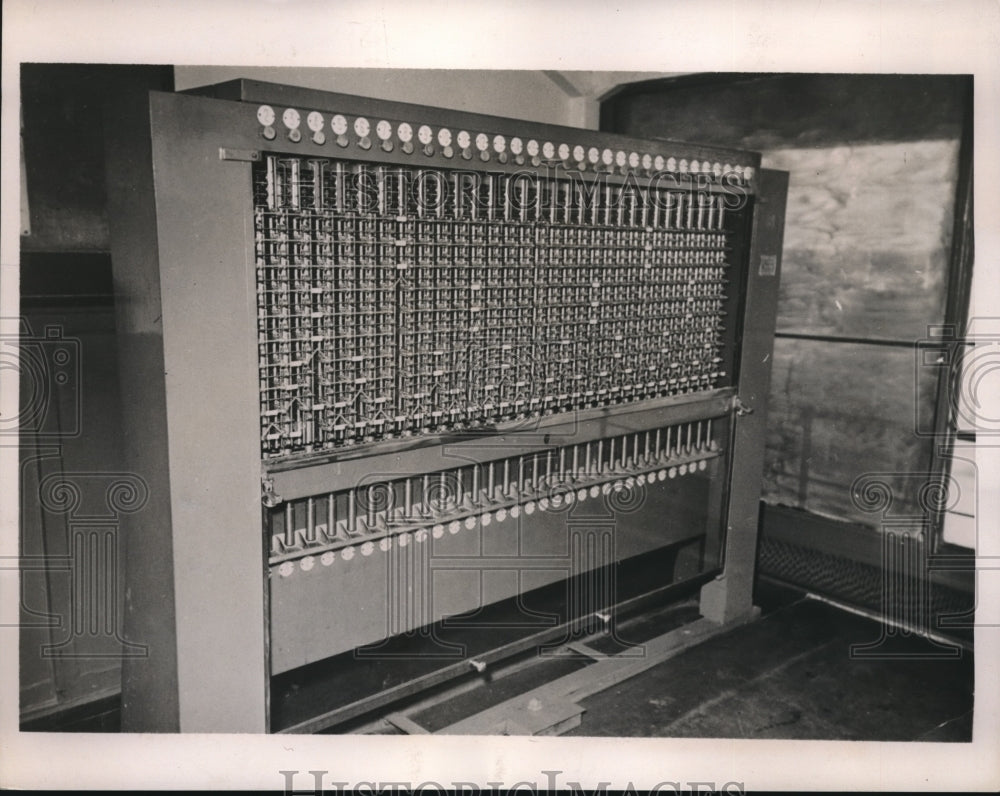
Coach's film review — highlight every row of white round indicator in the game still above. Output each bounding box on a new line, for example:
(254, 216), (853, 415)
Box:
(275, 459), (709, 576)
(256, 104), (754, 180)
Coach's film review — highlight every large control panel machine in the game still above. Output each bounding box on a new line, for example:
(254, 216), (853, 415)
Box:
(105, 79), (786, 733)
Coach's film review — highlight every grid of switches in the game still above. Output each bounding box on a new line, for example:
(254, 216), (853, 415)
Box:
(254, 154), (737, 459)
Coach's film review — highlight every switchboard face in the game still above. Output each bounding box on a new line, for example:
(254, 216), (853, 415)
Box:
(254, 155), (744, 460)
(241, 90), (760, 678)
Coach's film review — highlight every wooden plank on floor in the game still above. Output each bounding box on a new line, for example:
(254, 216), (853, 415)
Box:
(385, 712), (430, 734)
(440, 696), (584, 737)
(565, 642), (603, 661)
(437, 613), (757, 735)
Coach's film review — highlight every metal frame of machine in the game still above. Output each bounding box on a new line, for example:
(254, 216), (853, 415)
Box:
(105, 78), (787, 733)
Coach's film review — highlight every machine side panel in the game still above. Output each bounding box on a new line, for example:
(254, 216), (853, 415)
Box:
(700, 168), (789, 622)
(146, 92), (268, 732)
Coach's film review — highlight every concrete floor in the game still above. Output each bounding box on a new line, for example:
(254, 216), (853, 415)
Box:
(566, 583), (973, 740)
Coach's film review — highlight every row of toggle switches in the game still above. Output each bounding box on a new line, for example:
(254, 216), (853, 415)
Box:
(268, 419), (721, 572)
(255, 104), (754, 181)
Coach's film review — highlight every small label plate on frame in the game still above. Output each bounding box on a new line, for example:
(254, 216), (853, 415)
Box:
(758, 254), (778, 276)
